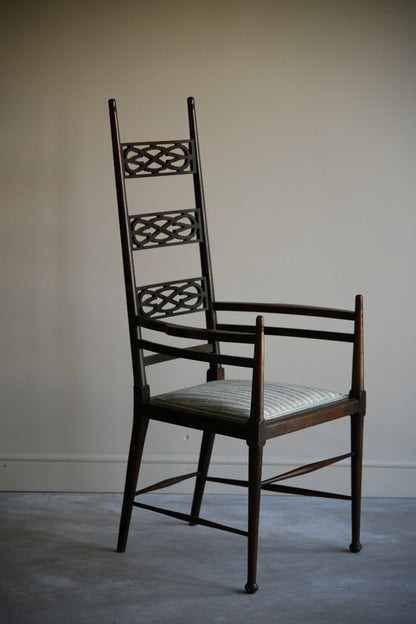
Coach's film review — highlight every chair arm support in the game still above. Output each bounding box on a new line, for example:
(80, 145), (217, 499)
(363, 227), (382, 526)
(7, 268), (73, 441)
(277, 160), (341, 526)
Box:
(350, 294), (365, 396)
(217, 323), (354, 343)
(249, 316), (265, 432)
(136, 315), (256, 344)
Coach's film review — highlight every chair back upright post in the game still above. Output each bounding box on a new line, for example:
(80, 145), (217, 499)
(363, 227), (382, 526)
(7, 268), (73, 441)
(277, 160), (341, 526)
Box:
(108, 99), (147, 389)
(187, 97), (224, 381)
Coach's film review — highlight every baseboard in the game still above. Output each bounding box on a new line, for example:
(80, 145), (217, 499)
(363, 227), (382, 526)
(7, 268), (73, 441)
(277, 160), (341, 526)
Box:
(1, 452), (415, 497)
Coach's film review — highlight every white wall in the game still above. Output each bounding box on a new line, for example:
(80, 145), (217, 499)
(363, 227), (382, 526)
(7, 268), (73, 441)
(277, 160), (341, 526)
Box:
(1, 0), (415, 496)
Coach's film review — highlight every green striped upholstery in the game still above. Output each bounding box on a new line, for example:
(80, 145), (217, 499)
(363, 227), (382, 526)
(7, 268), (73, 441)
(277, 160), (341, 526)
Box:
(150, 380), (346, 422)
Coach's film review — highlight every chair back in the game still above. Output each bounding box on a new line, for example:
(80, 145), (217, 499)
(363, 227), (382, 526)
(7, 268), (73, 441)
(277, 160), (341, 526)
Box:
(108, 98), (223, 387)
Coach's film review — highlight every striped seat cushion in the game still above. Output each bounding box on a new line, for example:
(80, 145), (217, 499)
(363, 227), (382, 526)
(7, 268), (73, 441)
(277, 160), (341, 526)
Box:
(150, 380), (346, 422)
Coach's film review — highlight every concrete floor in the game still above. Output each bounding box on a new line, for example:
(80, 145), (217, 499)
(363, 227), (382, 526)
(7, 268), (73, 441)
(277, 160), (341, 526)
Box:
(1, 493), (415, 624)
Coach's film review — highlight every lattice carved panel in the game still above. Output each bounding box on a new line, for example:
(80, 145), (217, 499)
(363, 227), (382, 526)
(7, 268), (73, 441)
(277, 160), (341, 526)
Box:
(122, 141), (196, 177)
(137, 277), (208, 319)
(130, 210), (202, 249)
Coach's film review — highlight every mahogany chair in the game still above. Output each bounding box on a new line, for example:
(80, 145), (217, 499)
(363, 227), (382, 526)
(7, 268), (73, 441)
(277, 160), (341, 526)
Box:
(108, 97), (365, 593)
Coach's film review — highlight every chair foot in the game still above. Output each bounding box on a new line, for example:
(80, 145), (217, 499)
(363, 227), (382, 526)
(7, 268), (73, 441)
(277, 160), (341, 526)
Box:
(117, 524), (128, 552)
(244, 582), (259, 594)
(349, 541), (362, 553)
(117, 530), (127, 552)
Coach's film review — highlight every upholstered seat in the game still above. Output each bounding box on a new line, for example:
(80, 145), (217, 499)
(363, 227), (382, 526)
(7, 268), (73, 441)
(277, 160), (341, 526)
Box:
(151, 380), (346, 422)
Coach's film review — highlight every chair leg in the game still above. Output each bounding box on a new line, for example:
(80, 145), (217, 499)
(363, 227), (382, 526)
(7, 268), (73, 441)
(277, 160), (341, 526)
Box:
(350, 413), (364, 553)
(190, 431), (215, 524)
(245, 445), (263, 594)
(117, 412), (149, 553)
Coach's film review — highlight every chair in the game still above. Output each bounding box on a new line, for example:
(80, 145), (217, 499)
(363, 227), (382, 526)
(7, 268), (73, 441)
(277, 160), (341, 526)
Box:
(108, 97), (366, 593)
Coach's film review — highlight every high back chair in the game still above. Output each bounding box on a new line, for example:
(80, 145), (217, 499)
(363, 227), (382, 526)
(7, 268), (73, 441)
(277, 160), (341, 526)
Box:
(108, 97), (365, 593)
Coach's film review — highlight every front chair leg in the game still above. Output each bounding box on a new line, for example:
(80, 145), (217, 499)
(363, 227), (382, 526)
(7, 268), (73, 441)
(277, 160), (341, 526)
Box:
(245, 445), (263, 594)
(350, 413), (364, 553)
(190, 431), (215, 524)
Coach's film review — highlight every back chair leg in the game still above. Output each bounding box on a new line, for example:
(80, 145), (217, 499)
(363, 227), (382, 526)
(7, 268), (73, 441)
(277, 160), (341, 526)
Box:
(190, 431), (215, 524)
(117, 412), (149, 553)
(245, 444), (263, 594)
(350, 413), (364, 553)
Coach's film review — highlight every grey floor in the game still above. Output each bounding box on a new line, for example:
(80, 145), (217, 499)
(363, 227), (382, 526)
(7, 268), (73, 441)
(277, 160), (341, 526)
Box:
(1, 493), (415, 624)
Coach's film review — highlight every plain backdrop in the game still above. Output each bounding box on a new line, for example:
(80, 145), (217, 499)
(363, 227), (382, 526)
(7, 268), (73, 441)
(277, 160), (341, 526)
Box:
(1, 0), (415, 496)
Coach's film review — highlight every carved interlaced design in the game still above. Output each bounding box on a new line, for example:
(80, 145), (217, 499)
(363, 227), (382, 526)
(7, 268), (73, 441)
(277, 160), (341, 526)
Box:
(137, 277), (208, 319)
(130, 210), (201, 249)
(122, 141), (196, 177)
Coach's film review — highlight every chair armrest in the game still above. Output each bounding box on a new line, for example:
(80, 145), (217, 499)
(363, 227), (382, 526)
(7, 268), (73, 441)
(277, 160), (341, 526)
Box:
(213, 301), (355, 320)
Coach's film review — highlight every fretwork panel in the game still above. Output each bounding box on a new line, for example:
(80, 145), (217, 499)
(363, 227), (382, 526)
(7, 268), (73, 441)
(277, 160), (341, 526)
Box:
(130, 210), (202, 249)
(137, 277), (208, 319)
(122, 141), (196, 177)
